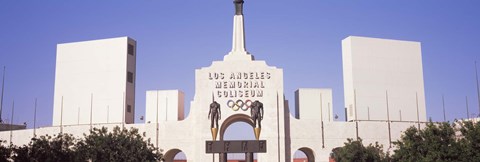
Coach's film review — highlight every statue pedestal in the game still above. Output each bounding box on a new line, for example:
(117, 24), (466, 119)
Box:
(211, 128), (218, 141)
(254, 127), (261, 140)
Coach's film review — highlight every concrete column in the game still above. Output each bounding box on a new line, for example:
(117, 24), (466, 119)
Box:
(245, 152), (254, 162)
(220, 153), (227, 162)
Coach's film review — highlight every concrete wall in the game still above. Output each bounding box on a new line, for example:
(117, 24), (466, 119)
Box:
(342, 36), (427, 122)
(13, 33), (430, 162)
(295, 88), (333, 122)
(289, 119), (424, 162)
(53, 37), (136, 126)
(145, 90), (185, 123)
(193, 58), (287, 161)
(0, 120), (424, 162)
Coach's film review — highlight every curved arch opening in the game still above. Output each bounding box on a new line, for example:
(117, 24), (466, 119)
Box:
(220, 114), (258, 161)
(164, 149), (186, 162)
(219, 113), (254, 141)
(293, 147), (315, 162)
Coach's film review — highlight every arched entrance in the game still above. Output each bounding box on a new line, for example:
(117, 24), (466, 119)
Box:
(219, 114), (257, 161)
(219, 114), (255, 141)
(164, 149), (186, 162)
(293, 147), (315, 162)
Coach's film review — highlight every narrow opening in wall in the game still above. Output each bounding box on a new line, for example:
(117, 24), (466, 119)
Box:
(127, 71), (134, 83)
(128, 44), (134, 56)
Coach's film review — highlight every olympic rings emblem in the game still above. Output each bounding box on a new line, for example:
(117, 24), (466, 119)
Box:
(227, 99), (253, 111)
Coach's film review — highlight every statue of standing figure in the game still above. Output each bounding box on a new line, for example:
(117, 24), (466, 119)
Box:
(208, 101), (221, 128)
(251, 100), (264, 128)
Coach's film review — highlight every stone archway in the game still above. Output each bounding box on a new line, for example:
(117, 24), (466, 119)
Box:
(294, 147), (315, 162)
(164, 148), (185, 162)
(219, 113), (255, 141)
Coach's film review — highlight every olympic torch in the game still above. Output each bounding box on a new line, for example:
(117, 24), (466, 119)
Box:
(254, 127), (261, 140)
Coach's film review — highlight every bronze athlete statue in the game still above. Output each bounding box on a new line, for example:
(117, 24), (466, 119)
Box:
(251, 100), (264, 128)
(208, 101), (221, 128)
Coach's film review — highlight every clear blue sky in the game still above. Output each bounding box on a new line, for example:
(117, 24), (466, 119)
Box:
(0, 1), (479, 129)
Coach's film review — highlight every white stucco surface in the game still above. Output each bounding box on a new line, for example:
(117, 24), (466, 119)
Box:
(145, 90), (185, 123)
(1, 42), (427, 161)
(0, 120), (425, 162)
(342, 36), (427, 122)
(52, 37), (136, 126)
(295, 88), (333, 122)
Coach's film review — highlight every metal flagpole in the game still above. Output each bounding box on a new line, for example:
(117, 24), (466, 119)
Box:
(354, 89), (358, 121)
(475, 61), (480, 116)
(78, 107), (80, 125)
(399, 110), (402, 121)
(60, 96), (64, 133)
(165, 94), (168, 121)
(156, 91), (159, 148)
(107, 106), (109, 124)
(416, 92), (420, 130)
(34, 98), (37, 136)
(386, 90), (391, 148)
(10, 100), (14, 144)
(276, 91), (280, 162)
(466, 96), (470, 119)
(0, 66), (6, 123)
(320, 94), (324, 122)
(122, 92), (125, 129)
(90, 93), (93, 130)
(328, 102), (331, 122)
(354, 89), (359, 140)
(442, 95), (446, 122)
(320, 93), (325, 148)
(367, 107), (370, 120)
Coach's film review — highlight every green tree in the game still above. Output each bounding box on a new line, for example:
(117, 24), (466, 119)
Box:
(457, 120), (480, 161)
(392, 122), (462, 162)
(76, 126), (162, 162)
(11, 133), (77, 162)
(334, 138), (388, 162)
(0, 140), (11, 162)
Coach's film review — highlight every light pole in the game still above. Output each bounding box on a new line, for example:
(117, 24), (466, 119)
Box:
(475, 61), (480, 116)
(0, 66), (6, 123)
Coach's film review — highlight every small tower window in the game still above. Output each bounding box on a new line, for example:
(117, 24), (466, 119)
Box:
(127, 105), (132, 113)
(128, 44), (134, 56)
(127, 71), (134, 83)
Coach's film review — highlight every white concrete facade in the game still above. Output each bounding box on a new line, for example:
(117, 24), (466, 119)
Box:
(145, 90), (185, 123)
(224, 15), (253, 61)
(170, 10), (290, 160)
(342, 36), (427, 122)
(295, 88), (333, 122)
(1, 35), (429, 162)
(52, 37), (136, 126)
(0, 121), (426, 162)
